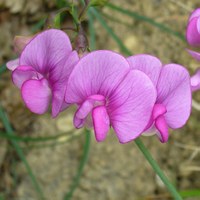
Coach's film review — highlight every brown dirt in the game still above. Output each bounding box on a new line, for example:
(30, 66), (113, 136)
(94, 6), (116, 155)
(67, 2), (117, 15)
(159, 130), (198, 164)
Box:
(1, 0), (200, 200)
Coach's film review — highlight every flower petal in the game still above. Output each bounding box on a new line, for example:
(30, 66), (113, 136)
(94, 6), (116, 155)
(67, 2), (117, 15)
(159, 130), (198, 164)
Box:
(109, 70), (157, 143)
(191, 68), (200, 92)
(51, 51), (79, 117)
(12, 66), (40, 88)
(6, 58), (19, 71)
(187, 49), (200, 61)
(127, 54), (162, 86)
(186, 17), (200, 46)
(155, 116), (169, 143)
(74, 114), (85, 129)
(156, 64), (191, 129)
(189, 8), (200, 21)
(92, 106), (110, 142)
(152, 104), (167, 120)
(21, 78), (51, 114)
(20, 29), (72, 74)
(65, 50), (130, 104)
(75, 95), (105, 120)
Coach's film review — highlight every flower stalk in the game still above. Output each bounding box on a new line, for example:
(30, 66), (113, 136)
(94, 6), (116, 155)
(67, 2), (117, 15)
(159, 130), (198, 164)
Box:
(135, 138), (182, 200)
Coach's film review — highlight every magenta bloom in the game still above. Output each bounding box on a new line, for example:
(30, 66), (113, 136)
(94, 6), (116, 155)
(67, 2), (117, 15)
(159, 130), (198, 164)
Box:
(186, 8), (200, 46)
(7, 29), (79, 117)
(65, 50), (157, 143)
(185, 50), (200, 92)
(190, 68), (200, 92)
(127, 54), (191, 143)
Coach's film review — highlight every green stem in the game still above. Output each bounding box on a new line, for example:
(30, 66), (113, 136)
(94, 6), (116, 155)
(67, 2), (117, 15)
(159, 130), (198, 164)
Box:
(106, 2), (185, 42)
(90, 8), (132, 56)
(63, 130), (91, 200)
(135, 138), (182, 200)
(0, 105), (45, 200)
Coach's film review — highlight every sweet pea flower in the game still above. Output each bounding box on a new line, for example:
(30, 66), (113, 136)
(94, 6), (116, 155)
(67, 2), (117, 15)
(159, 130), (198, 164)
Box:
(127, 54), (191, 143)
(65, 50), (157, 143)
(7, 29), (79, 117)
(186, 8), (200, 46)
(190, 68), (200, 92)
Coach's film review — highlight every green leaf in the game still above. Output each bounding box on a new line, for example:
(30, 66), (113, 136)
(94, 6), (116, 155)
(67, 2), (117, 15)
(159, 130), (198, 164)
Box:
(56, 0), (71, 8)
(180, 189), (200, 198)
(88, 9), (96, 50)
(31, 18), (46, 33)
(63, 129), (91, 200)
(135, 138), (182, 200)
(0, 63), (7, 75)
(54, 13), (61, 28)
(106, 2), (185, 42)
(0, 105), (45, 200)
(70, 4), (80, 26)
(90, 8), (132, 56)
(0, 194), (5, 200)
(0, 131), (71, 142)
(89, 0), (108, 7)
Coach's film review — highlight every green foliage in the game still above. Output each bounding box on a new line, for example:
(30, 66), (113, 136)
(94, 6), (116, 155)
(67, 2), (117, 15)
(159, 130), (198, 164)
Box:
(0, 64), (7, 75)
(0, 194), (5, 200)
(89, 0), (108, 7)
(63, 129), (91, 200)
(70, 3), (80, 26)
(180, 189), (200, 198)
(0, 105), (45, 200)
(90, 8), (132, 55)
(106, 2), (185, 42)
(56, 0), (71, 9)
(54, 13), (61, 28)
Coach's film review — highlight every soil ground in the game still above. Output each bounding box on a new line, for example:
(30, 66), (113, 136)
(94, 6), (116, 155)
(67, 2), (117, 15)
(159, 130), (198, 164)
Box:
(0, 0), (200, 200)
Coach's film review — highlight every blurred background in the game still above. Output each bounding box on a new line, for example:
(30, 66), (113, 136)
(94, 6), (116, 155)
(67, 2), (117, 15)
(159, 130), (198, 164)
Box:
(0, 0), (200, 199)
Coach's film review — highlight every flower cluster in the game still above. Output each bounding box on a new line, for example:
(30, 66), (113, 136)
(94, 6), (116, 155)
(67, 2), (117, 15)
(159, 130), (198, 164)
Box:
(7, 29), (192, 143)
(186, 8), (200, 92)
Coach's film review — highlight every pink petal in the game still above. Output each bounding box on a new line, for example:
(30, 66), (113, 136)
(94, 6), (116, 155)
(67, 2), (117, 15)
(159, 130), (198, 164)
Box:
(186, 17), (200, 46)
(74, 114), (85, 129)
(109, 70), (157, 143)
(65, 50), (130, 104)
(12, 66), (40, 88)
(6, 58), (19, 71)
(73, 95), (106, 128)
(191, 68), (200, 92)
(156, 64), (191, 129)
(75, 95), (105, 119)
(92, 106), (110, 142)
(20, 29), (73, 74)
(152, 104), (167, 120)
(143, 104), (167, 136)
(21, 78), (51, 114)
(155, 116), (169, 143)
(127, 54), (162, 86)
(187, 49), (200, 61)
(51, 51), (79, 117)
(76, 100), (94, 120)
(189, 8), (200, 21)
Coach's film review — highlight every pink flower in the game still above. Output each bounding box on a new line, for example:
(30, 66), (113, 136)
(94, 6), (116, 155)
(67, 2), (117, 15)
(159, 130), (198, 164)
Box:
(65, 50), (157, 143)
(190, 68), (200, 92)
(127, 54), (191, 143)
(186, 8), (200, 46)
(7, 29), (79, 117)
